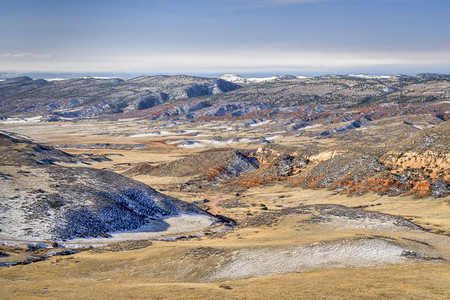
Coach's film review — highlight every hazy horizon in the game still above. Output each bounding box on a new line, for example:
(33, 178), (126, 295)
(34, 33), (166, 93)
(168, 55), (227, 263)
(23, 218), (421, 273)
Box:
(2, 70), (450, 81)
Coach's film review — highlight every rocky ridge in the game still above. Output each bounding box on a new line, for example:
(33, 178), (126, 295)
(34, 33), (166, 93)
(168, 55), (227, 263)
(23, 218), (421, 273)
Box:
(129, 122), (450, 198)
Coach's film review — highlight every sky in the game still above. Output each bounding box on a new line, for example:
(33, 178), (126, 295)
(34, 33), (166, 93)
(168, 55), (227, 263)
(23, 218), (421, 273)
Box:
(0, 0), (449, 77)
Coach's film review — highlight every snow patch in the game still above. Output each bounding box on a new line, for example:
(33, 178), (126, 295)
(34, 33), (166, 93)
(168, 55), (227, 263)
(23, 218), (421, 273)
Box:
(219, 74), (306, 84)
(45, 78), (69, 82)
(265, 135), (282, 140)
(62, 214), (216, 247)
(348, 74), (393, 79)
(168, 138), (262, 148)
(0, 116), (43, 124)
(174, 141), (204, 148)
(127, 131), (171, 137)
(211, 239), (409, 280)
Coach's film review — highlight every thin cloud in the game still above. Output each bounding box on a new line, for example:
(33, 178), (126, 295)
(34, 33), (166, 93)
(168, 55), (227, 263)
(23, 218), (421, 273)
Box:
(1, 49), (449, 74)
(0, 52), (52, 59)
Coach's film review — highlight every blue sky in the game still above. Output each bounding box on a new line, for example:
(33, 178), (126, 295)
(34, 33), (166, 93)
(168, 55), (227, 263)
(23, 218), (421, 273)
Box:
(1, 0), (449, 76)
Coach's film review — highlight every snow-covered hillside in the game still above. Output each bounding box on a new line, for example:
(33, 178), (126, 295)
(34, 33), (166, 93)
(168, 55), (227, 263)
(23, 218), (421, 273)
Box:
(0, 132), (219, 242)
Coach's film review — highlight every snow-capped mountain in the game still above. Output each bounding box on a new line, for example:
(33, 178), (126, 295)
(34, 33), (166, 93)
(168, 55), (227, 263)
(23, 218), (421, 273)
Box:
(219, 74), (302, 84)
(347, 74), (394, 79)
(218, 74), (249, 84)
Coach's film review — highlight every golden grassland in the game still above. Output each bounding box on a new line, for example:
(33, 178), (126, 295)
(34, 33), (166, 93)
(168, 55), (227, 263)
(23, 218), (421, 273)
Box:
(0, 119), (449, 299)
(1, 184), (448, 299)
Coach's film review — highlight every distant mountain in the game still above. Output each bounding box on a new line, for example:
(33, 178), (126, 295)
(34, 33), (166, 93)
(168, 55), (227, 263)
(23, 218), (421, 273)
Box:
(204, 73), (450, 109)
(0, 73), (449, 121)
(0, 75), (241, 117)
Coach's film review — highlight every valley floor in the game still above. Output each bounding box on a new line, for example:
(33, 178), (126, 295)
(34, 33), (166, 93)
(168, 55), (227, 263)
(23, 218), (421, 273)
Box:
(0, 119), (449, 299)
